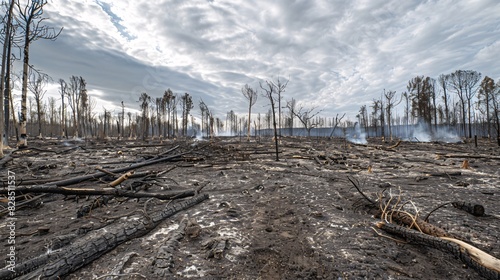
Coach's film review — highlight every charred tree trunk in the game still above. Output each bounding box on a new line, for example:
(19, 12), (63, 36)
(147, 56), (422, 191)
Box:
(0, 194), (209, 280)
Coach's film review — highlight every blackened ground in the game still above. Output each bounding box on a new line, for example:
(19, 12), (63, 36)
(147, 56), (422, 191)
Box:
(1, 136), (499, 279)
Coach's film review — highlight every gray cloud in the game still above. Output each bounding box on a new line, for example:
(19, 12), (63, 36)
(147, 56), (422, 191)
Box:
(22, 0), (500, 120)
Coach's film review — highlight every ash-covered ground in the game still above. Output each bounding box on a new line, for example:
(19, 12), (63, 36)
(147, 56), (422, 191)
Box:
(1, 137), (499, 279)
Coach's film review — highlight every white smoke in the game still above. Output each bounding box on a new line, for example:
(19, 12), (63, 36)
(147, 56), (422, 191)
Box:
(406, 121), (461, 143)
(347, 122), (367, 144)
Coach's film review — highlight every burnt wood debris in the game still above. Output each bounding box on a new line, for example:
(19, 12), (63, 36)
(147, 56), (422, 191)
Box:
(0, 137), (499, 279)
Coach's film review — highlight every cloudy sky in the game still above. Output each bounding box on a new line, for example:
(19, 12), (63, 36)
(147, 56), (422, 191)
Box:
(24, 0), (500, 120)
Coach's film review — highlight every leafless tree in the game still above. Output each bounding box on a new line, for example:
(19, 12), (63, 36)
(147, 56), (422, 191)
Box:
(0, 0), (16, 153)
(401, 92), (410, 137)
(384, 90), (400, 140)
(66, 76), (85, 138)
(328, 113), (346, 138)
(27, 70), (49, 138)
(241, 84), (258, 141)
(407, 76), (435, 134)
(449, 70), (481, 138)
(162, 89), (175, 138)
(16, 0), (62, 147)
(477, 76), (495, 139)
(138, 92), (151, 140)
(357, 105), (368, 135)
(492, 80), (500, 146)
(199, 99), (214, 138)
(47, 96), (56, 135)
(438, 74), (451, 125)
(286, 98), (296, 136)
(287, 102), (322, 137)
(58, 79), (67, 138)
(180, 93), (193, 136)
(371, 99), (381, 137)
(260, 79), (282, 160)
(273, 77), (288, 136)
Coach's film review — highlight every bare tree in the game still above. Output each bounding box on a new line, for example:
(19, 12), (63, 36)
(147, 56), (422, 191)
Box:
(47, 96), (56, 136)
(371, 99), (381, 137)
(384, 90), (400, 140)
(438, 74), (451, 125)
(492, 80), (500, 146)
(273, 77), (288, 136)
(260, 79), (282, 161)
(199, 99), (213, 138)
(401, 92), (410, 137)
(477, 76), (495, 139)
(138, 92), (151, 140)
(119, 101), (125, 139)
(180, 93), (193, 136)
(449, 70), (481, 138)
(27, 70), (49, 138)
(16, 0), (62, 147)
(407, 76), (434, 130)
(287, 103), (322, 137)
(58, 79), (67, 138)
(329, 113), (345, 138)
(0, 0), (16, 153)
(66, 76), (85, 138)
(161, 89), (175, 138)
(241, 84), (258, 141)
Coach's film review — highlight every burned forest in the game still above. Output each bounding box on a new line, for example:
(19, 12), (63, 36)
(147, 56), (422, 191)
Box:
(0, 135), (499, 279)
(1, 1), (500, 279)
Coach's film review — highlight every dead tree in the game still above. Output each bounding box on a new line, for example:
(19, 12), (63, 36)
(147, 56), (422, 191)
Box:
(260, 80), (280, 161)
(329, 113), (345, 138)
(138, 92), (151, 140)
(384, 90), (400, 141)
(16, 0), (62, 147)
(287, 102), (322, 137)
(477, 76), (495, 139)
(0, 194), (209, 280)
(438, 74), (451, 126)
(58, 79), (67, 138)
(28, 71), (49, 138)
(449, 70), (482, 138)
(162, 89), (175, 138)
(66, 76), (85, 138)
(0, 0), (16, 154)
(180, 93), (193, 136)
(242, 84), (258, 141)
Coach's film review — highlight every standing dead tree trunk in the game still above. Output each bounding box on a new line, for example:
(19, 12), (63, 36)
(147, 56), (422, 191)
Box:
(242, 84), (257, 141)
(0, 194), (209, 280)
(0, 0), (16, 154)
(16, 0), (62, 147)
(28, 71), (49, 138)
(260, 80), (279, 161)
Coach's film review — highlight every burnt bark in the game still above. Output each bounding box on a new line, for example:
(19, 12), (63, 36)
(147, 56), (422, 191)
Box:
(0, 194), (209, 280)
(452, 201), (485, 217)
(376, 222), (500, 280)
(0, 185), (195, 200)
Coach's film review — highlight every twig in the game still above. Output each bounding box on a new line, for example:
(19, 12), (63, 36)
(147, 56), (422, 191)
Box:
(424, 202), (452, 222)
(347, 176), (375, 205)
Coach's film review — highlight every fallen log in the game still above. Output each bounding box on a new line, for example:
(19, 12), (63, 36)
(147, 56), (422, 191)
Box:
(0, 185), (195, 200)
(376, 222), (500, 280)
(153, 216), (188, 276)
(0, 193), (209, 280)
(387, 210), (451, 237)
(51, 145), (182, 186)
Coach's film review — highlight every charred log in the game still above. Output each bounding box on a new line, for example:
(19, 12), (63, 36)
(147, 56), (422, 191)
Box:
(0, 194), (209, 280)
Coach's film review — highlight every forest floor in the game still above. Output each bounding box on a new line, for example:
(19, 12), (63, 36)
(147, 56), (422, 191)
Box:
(0, 136), (499, 279)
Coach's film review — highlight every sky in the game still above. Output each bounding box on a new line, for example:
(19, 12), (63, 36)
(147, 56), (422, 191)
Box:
(16, 0), (500, 121)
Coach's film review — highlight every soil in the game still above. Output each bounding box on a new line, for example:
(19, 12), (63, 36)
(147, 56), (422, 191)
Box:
(1, 136), (499, 279)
